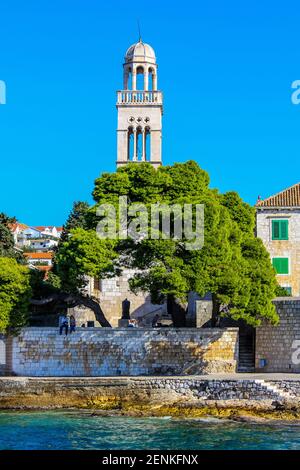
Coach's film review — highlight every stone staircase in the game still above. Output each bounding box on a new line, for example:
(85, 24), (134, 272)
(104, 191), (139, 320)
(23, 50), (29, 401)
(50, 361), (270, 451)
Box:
(137, 307), (171, 327)
(238, 333), (255, 372)
(187, 379), (300, 402)
(255, 380), (296, 401)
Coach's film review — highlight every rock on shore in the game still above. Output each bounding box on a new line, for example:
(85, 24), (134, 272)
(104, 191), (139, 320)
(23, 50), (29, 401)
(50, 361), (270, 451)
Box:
(1, 376), (300, 421)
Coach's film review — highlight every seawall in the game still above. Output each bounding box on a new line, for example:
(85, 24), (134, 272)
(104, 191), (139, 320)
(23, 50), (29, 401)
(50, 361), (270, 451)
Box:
(2, 327), (238, 377)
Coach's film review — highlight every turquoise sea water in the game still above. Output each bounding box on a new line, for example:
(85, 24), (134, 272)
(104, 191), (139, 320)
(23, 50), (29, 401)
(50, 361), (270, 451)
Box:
(0, 411), (300, 450)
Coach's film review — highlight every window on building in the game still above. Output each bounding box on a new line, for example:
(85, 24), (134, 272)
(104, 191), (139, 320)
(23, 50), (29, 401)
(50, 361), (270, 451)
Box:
(93, 277), (101, 292)
(272, 257), (289, 275)
(272, 220), (289, 240)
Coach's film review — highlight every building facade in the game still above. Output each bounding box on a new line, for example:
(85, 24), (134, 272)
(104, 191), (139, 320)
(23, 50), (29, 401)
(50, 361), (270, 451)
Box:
(256, 182), (300, 296)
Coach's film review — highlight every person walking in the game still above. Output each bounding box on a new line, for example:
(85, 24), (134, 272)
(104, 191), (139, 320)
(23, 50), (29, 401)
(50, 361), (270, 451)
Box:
(70, 315), (76, 334)
(59, 313), (69, 336)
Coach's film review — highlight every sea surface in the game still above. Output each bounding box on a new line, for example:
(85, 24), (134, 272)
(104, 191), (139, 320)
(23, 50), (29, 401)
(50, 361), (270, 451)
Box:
(0, 410), (300, 450)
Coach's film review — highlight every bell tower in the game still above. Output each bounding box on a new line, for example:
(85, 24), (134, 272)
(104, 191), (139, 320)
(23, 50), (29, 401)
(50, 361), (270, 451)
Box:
(116, 39), (163, 168)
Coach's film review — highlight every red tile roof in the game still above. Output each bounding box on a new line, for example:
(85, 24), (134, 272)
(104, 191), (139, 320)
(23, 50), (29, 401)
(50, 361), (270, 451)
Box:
(24, 252), (53, 259)
(256, 182), (300, 208)
(9, 223), (62, 234)
(35, 226), (55, 231)
(35, 265), (52, 280)
(36, 265), (52, 271)
(9, 222), (28, 232)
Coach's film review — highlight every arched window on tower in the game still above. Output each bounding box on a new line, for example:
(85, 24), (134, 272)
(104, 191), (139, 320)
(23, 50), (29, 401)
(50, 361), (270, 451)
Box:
(126, 67), (132, 90)
(136, 66), (144, 91)
(128, 127), (134, 161)
(145, 127), (151, 161)
(136, 127), (143, 161)
(148, 68), (154, 91)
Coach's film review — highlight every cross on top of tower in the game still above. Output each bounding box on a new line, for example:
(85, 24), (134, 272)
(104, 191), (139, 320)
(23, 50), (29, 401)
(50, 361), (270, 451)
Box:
(137, 20), (142, 42)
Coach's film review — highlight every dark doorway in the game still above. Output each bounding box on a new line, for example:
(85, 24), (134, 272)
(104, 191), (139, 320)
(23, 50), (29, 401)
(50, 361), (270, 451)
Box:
(238, 324), (256, 372)
(216, 317), (256, 372)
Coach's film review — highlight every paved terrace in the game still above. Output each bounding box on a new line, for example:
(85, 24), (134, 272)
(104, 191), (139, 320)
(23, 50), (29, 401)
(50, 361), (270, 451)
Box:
(1, 373), (300, 381)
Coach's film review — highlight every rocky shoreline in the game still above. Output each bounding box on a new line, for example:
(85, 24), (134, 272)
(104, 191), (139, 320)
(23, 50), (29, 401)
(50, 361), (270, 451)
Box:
(1, 376), (300, 422)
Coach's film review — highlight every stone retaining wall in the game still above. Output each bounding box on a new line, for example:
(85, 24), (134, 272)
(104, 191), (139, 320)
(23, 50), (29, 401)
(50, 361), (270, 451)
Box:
(0, 335), (6, 376)
(4, 327), (238, 377)
(256, 298), (300, 372)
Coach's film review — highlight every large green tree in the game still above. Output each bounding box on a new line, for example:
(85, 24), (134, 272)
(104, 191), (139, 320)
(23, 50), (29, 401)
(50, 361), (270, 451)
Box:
(0, 213), (31, 331)
(59, 201), (90, 244)
(30, 204), (117, 327)
(50, 161), (279, 327)
(55, 228), (118, 292)
(0, 257), (32, 332)
(0, 212), (17, 258)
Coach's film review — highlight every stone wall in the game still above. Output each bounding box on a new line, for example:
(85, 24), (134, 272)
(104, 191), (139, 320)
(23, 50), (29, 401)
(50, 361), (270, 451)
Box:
(195, 298), (213, 327)
(74, 271), (167, 327)
(256, 298), (300, 372)
(97, 270), (166, 327)
(5, 327), (238, 377)
(0, 335), (6, 376)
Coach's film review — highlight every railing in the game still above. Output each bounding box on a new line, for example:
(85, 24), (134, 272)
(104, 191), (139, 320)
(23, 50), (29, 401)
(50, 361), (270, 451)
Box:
(117, 90), (163, 105)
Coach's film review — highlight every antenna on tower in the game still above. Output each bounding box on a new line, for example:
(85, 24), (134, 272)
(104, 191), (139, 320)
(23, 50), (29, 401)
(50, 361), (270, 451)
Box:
(137, 20), (142, 42)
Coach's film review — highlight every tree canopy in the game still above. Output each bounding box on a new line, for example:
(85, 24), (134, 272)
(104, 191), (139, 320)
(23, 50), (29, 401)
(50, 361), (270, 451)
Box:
(59, 201), (90, 244)
(55, 228), (118, 293)
(0, 257), (32, 332)
(0, 212), (17, 259)
(53, 160), (279, 327)
(0, 213), (32, 332)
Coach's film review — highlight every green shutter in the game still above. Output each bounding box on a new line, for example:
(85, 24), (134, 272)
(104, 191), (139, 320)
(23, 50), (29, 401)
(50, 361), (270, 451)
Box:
(272, 220), (289, 240)
(272, 257), (289, 274)
(281, 220), (288, 240)
(272, 221), (280, 239)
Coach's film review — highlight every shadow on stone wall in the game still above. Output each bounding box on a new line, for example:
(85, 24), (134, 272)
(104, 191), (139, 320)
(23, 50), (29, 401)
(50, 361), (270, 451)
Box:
(6, 327), (239, 377)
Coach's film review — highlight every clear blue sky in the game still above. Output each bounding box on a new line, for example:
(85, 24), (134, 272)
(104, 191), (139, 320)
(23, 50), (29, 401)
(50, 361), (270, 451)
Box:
(1, 0), (300, 226)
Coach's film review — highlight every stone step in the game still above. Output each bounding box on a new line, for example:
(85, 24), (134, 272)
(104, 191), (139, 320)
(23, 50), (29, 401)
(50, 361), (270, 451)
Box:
(254, 380), (296, 401)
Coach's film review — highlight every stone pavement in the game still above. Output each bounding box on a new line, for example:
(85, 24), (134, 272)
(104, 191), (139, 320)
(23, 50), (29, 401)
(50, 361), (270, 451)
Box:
(1, 372), (300, 381)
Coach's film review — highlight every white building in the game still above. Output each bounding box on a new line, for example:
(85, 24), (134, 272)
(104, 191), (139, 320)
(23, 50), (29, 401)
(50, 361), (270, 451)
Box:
(10, 224), (63, 251)
(23, 252), (53, 266)
(35, 226), (63, 239)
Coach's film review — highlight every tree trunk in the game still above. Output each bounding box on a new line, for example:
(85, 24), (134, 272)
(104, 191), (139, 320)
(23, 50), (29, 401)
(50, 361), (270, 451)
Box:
(30, 292), (112, 327)
(211, 293), (221, 327)
(167, 294), (186, 327)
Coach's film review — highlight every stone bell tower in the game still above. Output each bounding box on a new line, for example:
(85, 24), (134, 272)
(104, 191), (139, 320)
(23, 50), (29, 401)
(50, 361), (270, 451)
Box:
(116, 39), (163, 168)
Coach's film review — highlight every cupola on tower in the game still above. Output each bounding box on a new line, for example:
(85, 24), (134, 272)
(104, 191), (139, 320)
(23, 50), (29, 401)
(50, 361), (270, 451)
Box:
(116, 39), (163, 168)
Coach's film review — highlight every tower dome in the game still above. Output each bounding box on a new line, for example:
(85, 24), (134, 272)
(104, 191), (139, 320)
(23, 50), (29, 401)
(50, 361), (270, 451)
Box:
(125, 40), (156, 64)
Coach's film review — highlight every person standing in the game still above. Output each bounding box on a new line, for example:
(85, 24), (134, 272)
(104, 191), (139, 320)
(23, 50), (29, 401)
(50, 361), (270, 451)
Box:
(152, 314), (160, 328)
(70, 315), (76, 334)
(59, 313), (69, 336)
